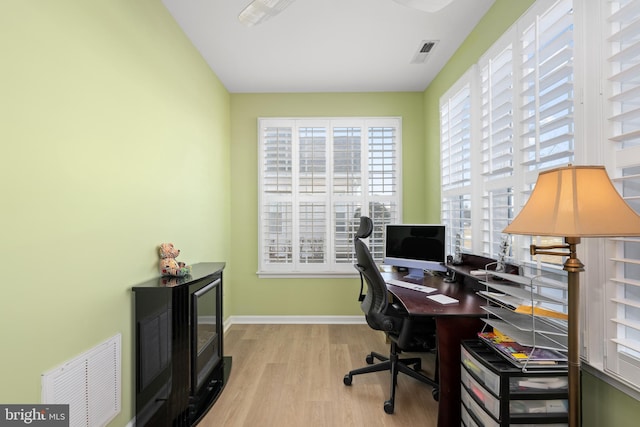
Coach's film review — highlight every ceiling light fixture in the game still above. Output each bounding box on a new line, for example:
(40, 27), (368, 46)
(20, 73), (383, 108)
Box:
(238, 0), (296, 27)
(393, 0), (454, 13)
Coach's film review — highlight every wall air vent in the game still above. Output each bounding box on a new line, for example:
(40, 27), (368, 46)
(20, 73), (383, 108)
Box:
(42, 334), (121, 427)
(411, 40), (438, 64)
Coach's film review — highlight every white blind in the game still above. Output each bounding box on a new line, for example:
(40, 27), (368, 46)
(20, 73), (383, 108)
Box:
(262, 124), (294, 265)
(518, 0), (574, 174)
(441, 81), (472, 191)
(438, 0), (640, 396)
(482, 188), (513, 256)
(479, 32), (515, 258)
(513, 0), (575, 269)
(604, 0), (640, 387)
(481, 41), (514, 180)
(441, 75), (473, 254)
(258, 118), (401, 276)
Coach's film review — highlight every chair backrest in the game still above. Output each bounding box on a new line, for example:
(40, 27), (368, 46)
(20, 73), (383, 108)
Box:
(354, 217), (402, 333)
(355, 215), (374, 239)
(355, 237), (388, 316)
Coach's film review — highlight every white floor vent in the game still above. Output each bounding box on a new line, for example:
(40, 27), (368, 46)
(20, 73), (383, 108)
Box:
(42, 333), (121, 427)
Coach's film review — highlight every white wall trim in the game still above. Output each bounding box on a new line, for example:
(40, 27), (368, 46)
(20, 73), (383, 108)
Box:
(224, 315), (365, 331)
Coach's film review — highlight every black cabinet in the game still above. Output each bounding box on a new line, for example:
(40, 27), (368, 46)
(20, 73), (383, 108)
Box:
(133, 262), (231, 426)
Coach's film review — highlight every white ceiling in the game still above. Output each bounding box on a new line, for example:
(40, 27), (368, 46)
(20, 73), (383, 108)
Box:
(161, 0), (495, 93)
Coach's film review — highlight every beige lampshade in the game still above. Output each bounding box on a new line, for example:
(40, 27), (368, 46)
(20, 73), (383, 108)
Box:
(503, 165), (640, 237)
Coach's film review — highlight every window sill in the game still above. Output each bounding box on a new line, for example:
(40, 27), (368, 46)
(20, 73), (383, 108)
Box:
(257, 271), (359, 279)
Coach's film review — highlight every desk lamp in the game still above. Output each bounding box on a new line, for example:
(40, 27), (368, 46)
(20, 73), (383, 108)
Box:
(503, 165), (640, 427)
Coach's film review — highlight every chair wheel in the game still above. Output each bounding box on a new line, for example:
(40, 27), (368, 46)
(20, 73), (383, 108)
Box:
(432, 387), (439, 401)
(343, 375), (352, 386)
(366, 354), (374, 364)
(384, 400), (394, 414)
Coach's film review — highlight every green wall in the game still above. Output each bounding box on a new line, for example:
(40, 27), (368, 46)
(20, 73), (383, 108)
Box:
(0, 1), (231, 425)
(2, 1), (638, 425)
(422, 0), (640, 425)
(229, 92), (425, 316)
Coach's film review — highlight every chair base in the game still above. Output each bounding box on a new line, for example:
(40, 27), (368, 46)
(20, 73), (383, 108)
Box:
(343, 343), (438, 414)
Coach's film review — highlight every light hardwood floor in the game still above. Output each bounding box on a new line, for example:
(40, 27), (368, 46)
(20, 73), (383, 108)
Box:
(198, 324), (439, 427)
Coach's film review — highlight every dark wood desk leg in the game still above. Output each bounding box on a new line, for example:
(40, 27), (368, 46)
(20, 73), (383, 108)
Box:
(435, 316), (483, 427)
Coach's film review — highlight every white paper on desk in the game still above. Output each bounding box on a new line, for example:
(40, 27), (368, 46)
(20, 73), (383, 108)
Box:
(427, 294), (459, 305)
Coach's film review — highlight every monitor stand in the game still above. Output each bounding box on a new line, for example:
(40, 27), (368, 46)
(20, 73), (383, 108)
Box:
(404, 267), (426, 281)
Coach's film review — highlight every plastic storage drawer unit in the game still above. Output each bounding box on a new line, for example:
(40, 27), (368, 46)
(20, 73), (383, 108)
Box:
(460, 340), (569, 426)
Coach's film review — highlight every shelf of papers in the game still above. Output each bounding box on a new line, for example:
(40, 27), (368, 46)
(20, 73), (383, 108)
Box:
(477, 271), (569, 370)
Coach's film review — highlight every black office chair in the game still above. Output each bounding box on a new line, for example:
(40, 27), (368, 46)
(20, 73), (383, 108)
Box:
(343, 216), (438, 414)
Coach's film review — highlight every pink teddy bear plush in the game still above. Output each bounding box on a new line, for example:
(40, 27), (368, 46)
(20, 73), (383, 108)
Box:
(158, 243), (192, 277)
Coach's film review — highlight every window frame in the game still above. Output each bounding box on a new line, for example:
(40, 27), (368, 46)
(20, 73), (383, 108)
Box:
(257, 117), (402, 278)
(439, 0), (640, 399)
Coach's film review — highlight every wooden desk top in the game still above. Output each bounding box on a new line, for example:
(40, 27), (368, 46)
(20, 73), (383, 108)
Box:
(383, 272), (487, 317)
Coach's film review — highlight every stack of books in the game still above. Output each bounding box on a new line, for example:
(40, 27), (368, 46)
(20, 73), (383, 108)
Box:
(478, 331), (567, 368)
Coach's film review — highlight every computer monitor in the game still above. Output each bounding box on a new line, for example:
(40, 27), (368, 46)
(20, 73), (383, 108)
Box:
(383, 224), (447, 280)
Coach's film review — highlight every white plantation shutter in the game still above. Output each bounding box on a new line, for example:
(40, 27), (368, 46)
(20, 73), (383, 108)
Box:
(604, 0), (640, 387)
(518, 0), (574, 173)
(438, 0), (640, 395)
(513, 0), (575, 268)
(479, 32), (515, 258)
(367, 126), (399, 259)
(262, 125), (294, 265)
(482, 188), (513, 256)
(258, 118), (401, 276)
(441, 73), (473, 255)
(480, 39), (514, 181)
(333, 125), (363, 265)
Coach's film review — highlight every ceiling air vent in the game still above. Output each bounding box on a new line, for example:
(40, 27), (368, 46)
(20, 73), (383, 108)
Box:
(411, 40), (438, 64)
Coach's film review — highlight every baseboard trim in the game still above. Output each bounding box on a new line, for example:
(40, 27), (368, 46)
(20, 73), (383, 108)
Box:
(224, 315), (365, 331)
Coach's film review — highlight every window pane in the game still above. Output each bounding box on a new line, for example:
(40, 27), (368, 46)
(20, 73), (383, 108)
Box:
(442, 194), (471, 255)
(263, 127), (292, 193)
(441, 83), (472, 191)
(263, 202), (292, 264)
(481, 43), (514, 179)
(482, 188), (513, 257)
(259, 118), (401, 275)
(607, 0), (640, 380)
(519, 0), (574, 171)
(299, 202), (326, 264)
(369, 127), (397, 196)
(299, 127), (326, 194)
(334, 203), (361, 264)
(333, 127), (361, 194)
(370, 201), (397, 261)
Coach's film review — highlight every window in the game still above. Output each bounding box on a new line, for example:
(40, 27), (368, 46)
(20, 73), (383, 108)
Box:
(479, 32), (515, 257)
(441, 0), (574, 263)
(604, 0), (640, 389)
(440, 72), (473, 254)
(258, 118), (401, 277)
(515, 0), (575, 272)
(439, 0), (640, 397)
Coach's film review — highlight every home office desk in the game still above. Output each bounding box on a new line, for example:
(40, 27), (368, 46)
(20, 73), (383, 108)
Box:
(383, 270), (487, 427)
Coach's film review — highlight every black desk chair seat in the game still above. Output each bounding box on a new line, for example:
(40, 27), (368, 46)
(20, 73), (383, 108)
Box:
(343, 217), (438, 414)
